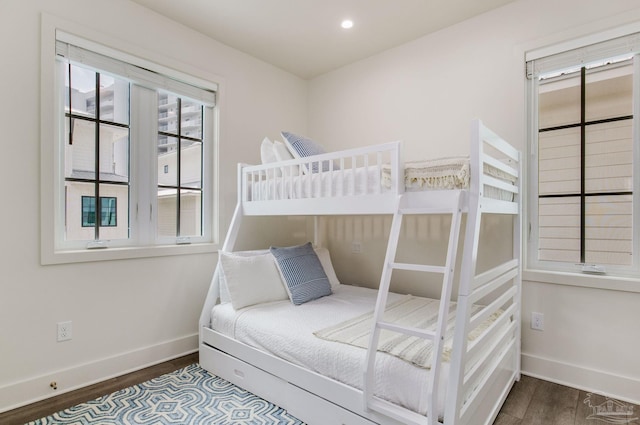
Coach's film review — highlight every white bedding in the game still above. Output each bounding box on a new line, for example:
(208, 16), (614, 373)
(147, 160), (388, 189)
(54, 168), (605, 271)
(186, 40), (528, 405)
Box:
(210, 285), (448, 417)
(248, 166), (384, 201)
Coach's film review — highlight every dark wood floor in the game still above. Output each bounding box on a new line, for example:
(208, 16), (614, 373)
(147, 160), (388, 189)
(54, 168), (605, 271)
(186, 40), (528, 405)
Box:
(1, 354), (637, 425)
(0, 353), (198, 425)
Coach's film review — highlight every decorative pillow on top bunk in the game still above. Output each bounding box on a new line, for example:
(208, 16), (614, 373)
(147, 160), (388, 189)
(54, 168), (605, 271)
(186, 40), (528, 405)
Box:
(260, 137), (277, 164)
(259, 137), (283, 178)
(269, 139), (300, 176)
(270, 242), (332, 305)
(281, 131), (336, 174)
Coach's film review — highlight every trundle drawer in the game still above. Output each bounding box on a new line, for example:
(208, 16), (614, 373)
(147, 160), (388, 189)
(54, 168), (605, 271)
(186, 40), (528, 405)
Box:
(200, 344), (376, 425)
(285, 381), (377, 425)
(200, 344), (289, 409)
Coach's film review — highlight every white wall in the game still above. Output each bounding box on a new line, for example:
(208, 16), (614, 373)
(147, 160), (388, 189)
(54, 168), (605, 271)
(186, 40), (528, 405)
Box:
(308, 0), (640, 404)
(0, 0), (307, 411)
(3, 0), (640, 414)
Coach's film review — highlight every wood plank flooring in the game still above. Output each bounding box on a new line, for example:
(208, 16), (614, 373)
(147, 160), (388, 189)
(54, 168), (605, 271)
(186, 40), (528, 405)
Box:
(1, 354), (637, 425)
(495, 374), (639, 425)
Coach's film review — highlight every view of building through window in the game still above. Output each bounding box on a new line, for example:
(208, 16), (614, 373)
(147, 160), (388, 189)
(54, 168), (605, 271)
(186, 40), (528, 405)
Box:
(536, 59), (634, 267)
(157, 93), (204, 238)
(64, 64), (130, 242)
(63, 64), (205, 243)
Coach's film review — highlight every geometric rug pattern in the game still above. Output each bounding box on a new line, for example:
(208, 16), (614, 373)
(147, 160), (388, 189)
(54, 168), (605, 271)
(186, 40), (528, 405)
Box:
(28, 364), (305, 424)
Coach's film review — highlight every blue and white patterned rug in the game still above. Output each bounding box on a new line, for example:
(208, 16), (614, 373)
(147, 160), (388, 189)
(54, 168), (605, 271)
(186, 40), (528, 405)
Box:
(29, 364), (304, 424)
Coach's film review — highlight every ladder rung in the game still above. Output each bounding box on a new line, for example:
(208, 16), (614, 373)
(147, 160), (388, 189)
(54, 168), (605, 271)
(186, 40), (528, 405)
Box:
(377, 321), (436, 340)
(391, 262), (446, 274)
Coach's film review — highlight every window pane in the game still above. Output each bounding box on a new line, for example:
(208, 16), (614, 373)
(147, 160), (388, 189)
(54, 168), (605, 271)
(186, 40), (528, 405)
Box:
(66, 118), (95, 180)
(158, 136), (178, 186)
(100, 197), (117, 227)
(157, 188), (177, 237)
(98, 73), (130, 125)
(99, 123), (130, 181)
(585, 63), (633, 122)
(585, 120), (633, 193)
(158, 93), (178, 135)
(68, 65), (96, 118)
(97, 184), (128, 240)
(81, 196), (96, 227)
(180, 189), (202, 237)
(181, 140), (202, 189)
(181, 99), (202, 140)
(538, 127), (581, 195)
(585, 195), (632, 265)
(538, 74), (580, 128)
(66, 181), (95, 241)
(66, 183), (129, 241)
(538, 197), (581, 263)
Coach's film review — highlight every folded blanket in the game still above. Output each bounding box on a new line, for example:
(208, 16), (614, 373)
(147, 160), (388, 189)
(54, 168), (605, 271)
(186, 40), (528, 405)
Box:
(314, 294), (502, 369)
(381, 156), (516, 190)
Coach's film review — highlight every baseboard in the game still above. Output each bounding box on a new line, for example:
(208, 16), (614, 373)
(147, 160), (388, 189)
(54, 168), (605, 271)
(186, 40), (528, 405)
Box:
(521, 352), (640, 405)
(0, 333), (198, 413)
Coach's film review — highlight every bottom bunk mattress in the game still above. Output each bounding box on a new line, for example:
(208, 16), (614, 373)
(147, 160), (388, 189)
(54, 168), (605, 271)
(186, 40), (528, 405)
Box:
(209, 284), (453, 417)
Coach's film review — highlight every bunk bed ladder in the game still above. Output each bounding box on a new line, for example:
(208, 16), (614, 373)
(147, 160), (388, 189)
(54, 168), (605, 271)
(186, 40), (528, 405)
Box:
(364, 191), (465, 425)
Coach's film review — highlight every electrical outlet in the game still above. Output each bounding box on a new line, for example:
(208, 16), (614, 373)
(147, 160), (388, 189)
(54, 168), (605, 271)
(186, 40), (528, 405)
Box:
(57, 321), (72, 342)
(351, 241), (362, 253)
(531, 312), (544, 331)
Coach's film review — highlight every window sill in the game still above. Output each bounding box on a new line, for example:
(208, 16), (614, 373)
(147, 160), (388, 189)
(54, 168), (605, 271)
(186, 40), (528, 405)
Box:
(42, 242), (218, 265)
(523, 269), (640, 293)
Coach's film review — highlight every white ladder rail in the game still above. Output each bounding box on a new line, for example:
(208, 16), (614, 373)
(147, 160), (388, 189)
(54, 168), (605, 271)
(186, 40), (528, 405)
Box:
(444, 121), (484, 425)
(363, 191), (464, 425)
(363, 197), (403, 406)
(443, 120), (522, 425)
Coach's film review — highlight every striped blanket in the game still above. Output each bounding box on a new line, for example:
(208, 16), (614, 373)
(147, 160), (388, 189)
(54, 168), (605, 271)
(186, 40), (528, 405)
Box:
(314, 295), (501, 369)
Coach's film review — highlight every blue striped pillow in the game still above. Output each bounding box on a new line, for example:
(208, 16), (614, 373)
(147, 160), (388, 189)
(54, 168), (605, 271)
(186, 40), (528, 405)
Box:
(281, 131), (335, 173)
(270, 242), (332, 305)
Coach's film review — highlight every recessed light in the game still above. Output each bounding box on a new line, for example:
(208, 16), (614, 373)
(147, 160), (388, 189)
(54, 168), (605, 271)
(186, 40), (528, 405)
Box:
(341, 19), (354, 29)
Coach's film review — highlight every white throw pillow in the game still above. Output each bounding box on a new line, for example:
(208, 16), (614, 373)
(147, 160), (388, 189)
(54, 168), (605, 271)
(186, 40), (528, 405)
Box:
(260, 137), (281, 178)
(314, 247), (340, 289)
(218, 251), (288, 310)
(218, 249), (270, 304)
(273, 140), (299, 176)
(260, 137), (277, 164)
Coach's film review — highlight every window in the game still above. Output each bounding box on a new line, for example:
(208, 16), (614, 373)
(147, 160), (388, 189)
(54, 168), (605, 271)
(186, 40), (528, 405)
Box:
(157, 93), (204, 239)
(65, 64), (130, 241)
(43, 27), (218, 263)
(527, 32), (640, 280)
(81, 196), (117, 227)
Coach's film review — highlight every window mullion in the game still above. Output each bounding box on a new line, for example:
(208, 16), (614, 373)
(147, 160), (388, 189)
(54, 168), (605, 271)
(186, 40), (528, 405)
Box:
(176, 97), (182, 238)
(580, 66), (586, 264)
(130, 84), (157, 246)
(94, 72), (101, 241)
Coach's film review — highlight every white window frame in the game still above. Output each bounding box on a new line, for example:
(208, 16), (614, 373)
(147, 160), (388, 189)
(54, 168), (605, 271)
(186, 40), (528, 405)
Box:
(41, 14), (220, 264)
(524, 27), (640, 292)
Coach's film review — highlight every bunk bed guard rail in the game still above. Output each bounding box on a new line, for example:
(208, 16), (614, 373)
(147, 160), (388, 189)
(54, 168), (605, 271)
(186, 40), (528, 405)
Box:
(237, 141), (404, 216)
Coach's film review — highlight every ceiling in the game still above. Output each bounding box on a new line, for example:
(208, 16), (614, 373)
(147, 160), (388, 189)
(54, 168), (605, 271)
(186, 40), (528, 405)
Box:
(129, 0), (516, 79)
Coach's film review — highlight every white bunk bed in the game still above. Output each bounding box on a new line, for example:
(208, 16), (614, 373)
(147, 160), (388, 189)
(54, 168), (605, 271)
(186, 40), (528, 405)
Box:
(199, 119), (522, 425)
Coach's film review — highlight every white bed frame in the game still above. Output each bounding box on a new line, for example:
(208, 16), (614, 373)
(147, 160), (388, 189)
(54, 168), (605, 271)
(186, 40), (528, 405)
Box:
(199, 119), (522, 425)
